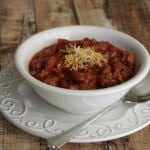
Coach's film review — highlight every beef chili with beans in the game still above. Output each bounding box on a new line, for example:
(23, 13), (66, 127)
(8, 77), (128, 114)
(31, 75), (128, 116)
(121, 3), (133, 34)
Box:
(29, 38), (136, 90)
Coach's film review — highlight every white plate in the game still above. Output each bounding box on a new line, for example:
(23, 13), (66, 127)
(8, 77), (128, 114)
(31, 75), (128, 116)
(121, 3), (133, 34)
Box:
(0, 62), (150, 143)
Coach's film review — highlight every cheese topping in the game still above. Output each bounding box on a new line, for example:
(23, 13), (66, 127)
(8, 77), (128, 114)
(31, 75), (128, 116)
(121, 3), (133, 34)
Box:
(59, 45), (105, 70)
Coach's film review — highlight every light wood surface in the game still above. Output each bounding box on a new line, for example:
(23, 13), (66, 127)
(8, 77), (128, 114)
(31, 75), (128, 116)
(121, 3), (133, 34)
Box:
(0, 0), (150, 150)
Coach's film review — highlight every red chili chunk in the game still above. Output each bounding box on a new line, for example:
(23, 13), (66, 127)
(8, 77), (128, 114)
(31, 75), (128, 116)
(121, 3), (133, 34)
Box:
(29, 38), (136, 90)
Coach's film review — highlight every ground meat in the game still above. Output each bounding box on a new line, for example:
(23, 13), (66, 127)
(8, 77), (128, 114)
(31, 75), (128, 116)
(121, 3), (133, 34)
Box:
(29, 38), (136, 90)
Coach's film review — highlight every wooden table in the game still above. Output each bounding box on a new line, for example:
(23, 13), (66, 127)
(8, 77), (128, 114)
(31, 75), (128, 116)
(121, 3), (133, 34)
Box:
(0, 0), (150, 149)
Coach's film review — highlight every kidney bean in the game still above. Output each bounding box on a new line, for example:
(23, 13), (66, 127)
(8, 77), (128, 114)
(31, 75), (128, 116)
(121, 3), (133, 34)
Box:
(48, 44), (57, 56)
(98, 75), (114, 87)
(59, 78), (69, 89)
(55, 51), (64, 59)
(92, 42), (109, 51)
(45, 56), (57, 71)
(110, 56), (119, 64)
(100, 65), (111, 74)
(69, 71), (85, 82)
(109, 45), (121, 53)
(57, 39), (69, 49)
(112, 61), (126, 73)
(57, 39), (68, 44)
(54, 71), (64, 78)
(31, 59), (42, 70)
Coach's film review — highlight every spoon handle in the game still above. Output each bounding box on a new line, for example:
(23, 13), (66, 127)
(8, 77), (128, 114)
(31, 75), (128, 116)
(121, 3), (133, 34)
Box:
(47, 100), (122, 149)
(138, 95), (150, 102)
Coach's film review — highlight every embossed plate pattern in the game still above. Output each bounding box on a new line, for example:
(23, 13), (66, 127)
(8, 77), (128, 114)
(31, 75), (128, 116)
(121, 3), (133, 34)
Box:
(0, 62), (150, 143)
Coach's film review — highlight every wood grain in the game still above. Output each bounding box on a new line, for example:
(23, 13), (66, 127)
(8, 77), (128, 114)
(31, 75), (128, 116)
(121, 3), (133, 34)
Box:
(109, 0), (150, 51)
(73, 0), (115, 28)
(0, 0), (150, 150)
(0, 0), (36, 68)
(34, 0), (77, 31)
(0, 0), (1, 53)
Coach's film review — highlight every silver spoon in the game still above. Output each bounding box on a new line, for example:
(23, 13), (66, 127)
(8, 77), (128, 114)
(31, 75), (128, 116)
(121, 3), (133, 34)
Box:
(47, 92), (150, 149)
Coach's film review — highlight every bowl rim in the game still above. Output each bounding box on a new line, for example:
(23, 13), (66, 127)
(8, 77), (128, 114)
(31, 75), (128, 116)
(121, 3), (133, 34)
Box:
(15, 25), (150, 96)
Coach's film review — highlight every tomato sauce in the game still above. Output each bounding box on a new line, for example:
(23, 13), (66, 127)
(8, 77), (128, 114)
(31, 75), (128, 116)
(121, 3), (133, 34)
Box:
(29, 38), (136, 90)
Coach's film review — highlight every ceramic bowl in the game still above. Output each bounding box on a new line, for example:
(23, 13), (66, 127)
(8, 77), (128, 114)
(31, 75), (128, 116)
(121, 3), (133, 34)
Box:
(15, 26), (150, 114)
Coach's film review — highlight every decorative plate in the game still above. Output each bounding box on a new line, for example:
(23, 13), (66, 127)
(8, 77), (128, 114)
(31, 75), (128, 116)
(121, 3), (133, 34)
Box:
(0, 62), (150, 143)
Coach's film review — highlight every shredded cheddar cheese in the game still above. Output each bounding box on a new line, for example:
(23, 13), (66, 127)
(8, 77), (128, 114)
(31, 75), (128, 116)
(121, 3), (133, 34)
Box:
(59, 45), (105, 70)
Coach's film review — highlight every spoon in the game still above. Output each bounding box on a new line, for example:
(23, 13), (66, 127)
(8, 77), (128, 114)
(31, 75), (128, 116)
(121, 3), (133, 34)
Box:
(47, 92), (150, 149)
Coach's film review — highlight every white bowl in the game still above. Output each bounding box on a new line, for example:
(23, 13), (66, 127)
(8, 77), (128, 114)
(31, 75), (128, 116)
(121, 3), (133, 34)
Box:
(15, 26), (150, 114)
